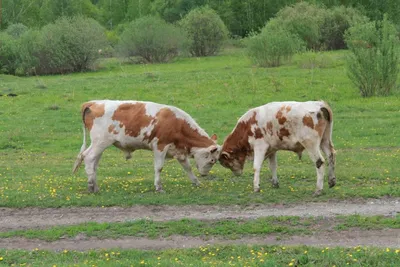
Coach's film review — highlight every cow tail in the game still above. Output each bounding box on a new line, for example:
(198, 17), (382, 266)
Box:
(72, 106), (90, 174)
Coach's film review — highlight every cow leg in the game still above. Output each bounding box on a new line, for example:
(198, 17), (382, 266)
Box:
(321, 140), (336, 188)
(253, 143), (268, 192)
(83, 144), (108, 193)
(268, 152), (279, 188)
(303, 141), (325, 196)
(153, 148), (168, 192)
(178, 157), (201, 186)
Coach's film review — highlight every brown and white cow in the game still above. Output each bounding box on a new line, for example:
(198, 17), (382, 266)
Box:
(219, 101), (336, 196)
(72, 100), (220, 193)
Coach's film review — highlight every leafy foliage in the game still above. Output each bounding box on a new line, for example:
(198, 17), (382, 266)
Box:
(345, 15), (399, 97)
(246, 23), (305, 67)
(0, 33), (19, 74)
(118, 16), (186, 63)
(180, 6), (229, 57)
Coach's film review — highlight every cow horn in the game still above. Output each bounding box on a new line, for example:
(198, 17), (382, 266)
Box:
(221, 151), (230, 159)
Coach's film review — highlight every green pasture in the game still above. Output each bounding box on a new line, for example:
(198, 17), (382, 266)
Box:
(1, 245), (399, 267)
(0, 48), (399, 208)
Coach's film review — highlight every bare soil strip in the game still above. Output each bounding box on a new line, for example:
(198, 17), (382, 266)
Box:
(1, 199), (399, 231)
(1, 229), (399, 251)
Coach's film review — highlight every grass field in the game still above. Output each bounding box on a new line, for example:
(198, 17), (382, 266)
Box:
(1, 47), (400, 266)
(1, 245), (399, 266)
(0, 48), (399, 208)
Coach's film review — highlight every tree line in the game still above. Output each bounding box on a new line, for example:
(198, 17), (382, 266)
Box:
(1, 0), (400, 36)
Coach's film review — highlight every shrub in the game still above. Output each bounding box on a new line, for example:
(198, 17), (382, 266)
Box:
(273, 2), (327, 50)
(118, 16), (186, 63)
(180, 6), (229, 57)
(18, 17), (107, 75)
(245, 24), (305, 67)
(320, 6), (369, 50)
(6, 23), (28, 38)
(345, 15), (399, 97)
(0, 33), (19, 74)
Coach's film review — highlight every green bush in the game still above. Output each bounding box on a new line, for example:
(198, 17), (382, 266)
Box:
(320, 6), (369, 50)
(273, 2), (327, 50)
(6, 23), (28, 38)
(118, 16), (186, 63)
(345, 15), (399, 97)
(180, 6), (229, 57)
(18, 17), (107, 75)
(0, 33), (19, 74)
(245, 24), (305, 67)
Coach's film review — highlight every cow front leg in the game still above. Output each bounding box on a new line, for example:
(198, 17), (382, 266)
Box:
(268, 152), (279, 188)
(178, 157), (201, 187)
(153, 148), (168, 192)
(253, 144), (268, 192)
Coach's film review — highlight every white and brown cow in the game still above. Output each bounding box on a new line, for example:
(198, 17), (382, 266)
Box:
(72, 100), (220, 193)
(219, 101), (336, 196)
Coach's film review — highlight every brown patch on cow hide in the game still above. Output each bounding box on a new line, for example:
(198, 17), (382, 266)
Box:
(302, 115), (314, 129)
(275, 106), (287, 125)
(266, 121), (273, 136)
(108, 125), (119, 135)
(112, 103), (153, 137)
(221, 111), (258, 163)
(144, 108), (214, 152)
(254, 127), (263, 139)
(81, 102), (105, 130)
(315, 116), (327, 137)
(285, 106), (292, 112)
(277, 127), (290, 141)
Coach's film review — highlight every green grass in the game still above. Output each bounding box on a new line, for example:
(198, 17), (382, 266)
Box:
(0, 245), (399, 266)
(0, 215), (398, 241)
(0, 48), (399, 207)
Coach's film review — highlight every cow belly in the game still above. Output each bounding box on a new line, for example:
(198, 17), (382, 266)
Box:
(113, 137), (151, 152)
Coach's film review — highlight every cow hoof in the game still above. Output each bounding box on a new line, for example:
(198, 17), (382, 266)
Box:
(254, 187), (260, 193)
(329, 178), (336, 188)
(156, 188), (165, 193)
(272, 182), (279, 189)
(192, 181), (201, 187)
(313, 190), (323, 197)
(88, 184), (99, 193)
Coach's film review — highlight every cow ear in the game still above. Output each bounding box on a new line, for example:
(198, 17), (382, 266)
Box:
(211, 134), (218, 142)
(221, 151), (230, 159)
(210, 145), (218, 154)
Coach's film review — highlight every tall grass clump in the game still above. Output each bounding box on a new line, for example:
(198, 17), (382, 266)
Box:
(180, 6), (229, 57)
(118, 16), (186, 63)
(345, 15), (399, 97)
(246, 23), (305, 67)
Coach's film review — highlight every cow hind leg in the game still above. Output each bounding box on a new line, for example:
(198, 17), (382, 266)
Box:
(320, 139), (336, 188)
(268, 152), (279, 188)
(84, 144), (108, 193)
(302, 141), (325, 196)
(178, 157), (201, 187)
(153, 147), (168, 192)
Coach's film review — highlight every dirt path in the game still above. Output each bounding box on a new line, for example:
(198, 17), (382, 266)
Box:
(1, 198), (398, 231)
(2, 229), (399, 251)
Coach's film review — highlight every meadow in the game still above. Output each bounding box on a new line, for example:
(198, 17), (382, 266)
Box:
(0, 48), (399, 266)
(0, 48), (399, 208)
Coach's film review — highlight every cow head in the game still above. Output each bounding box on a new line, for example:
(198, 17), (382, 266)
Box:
(219, 150), (245, 176)
(193, 134), (220, 176)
